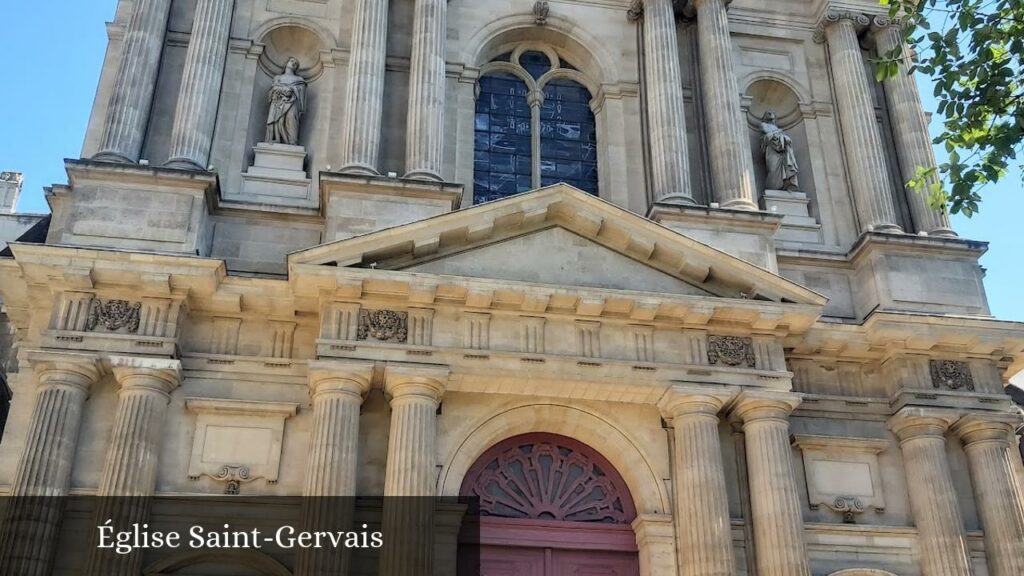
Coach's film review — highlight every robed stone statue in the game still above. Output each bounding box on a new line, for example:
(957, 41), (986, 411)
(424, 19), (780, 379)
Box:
(265, 57), (306, 146)
(759, 110), (799, 191)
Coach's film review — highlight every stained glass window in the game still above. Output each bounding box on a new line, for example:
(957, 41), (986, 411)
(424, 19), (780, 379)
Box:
(472, 49), (599, 204)
(540, 78), (598, 194)
(474, 73), (532, 203)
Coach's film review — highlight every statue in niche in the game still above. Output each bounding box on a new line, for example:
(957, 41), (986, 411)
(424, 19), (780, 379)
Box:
(264, 57), (306, 146)
(759, 110), (799, 191)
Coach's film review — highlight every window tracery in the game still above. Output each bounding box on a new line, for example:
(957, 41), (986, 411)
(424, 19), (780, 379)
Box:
(473, 47), (599, 204)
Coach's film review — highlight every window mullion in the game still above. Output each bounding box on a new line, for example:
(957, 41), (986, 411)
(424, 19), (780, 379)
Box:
(528, 90), (543, 189)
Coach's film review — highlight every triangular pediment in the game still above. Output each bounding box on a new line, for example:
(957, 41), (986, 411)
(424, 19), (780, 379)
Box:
(404, 227), (713, 296)
(290, 184), (827, 306)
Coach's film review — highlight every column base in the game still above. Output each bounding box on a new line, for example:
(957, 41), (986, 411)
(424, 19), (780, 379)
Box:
(719, 197), (759, 211)
(403, 169), (443, 182)
(339, 163), (381, 177)
(865, 223), (904, 234)
(321, 172), (463, 243)
(47, 159), (215, 255)
(163, 157), (207, 171)
(90, 151), (136, 164)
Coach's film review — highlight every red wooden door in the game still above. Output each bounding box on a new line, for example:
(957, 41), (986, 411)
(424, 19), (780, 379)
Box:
(462, 434), (641, 576)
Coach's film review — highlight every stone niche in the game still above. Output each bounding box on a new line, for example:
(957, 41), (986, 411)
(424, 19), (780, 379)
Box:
(185, 397), (299, 493)
(743, 79), (822, 245)
(792, 434), (889, 523)
(225, 24), (325, 210)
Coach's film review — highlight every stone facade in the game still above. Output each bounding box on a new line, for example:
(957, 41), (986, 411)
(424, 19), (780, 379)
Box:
(0, 0), (1023, 575)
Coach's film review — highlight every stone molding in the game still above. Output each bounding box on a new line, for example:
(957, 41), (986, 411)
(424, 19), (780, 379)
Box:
(729, 390), (802, 423)
(307, 359), (374, 398)
(384, 364), (450, 405)
(887, 407), (959, 443)
(813, 10), (871, 44)
(184, 397), (300, 488)
(657, 384), (738, 420)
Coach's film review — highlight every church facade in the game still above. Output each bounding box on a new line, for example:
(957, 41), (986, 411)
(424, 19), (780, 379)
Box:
(1, 0), (1023, 574)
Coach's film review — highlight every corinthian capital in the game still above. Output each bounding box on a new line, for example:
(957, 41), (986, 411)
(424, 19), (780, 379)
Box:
(813, 9), (871, 44)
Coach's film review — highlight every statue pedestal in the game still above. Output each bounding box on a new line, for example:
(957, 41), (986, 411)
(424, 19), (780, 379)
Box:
(236, 143), (315, 208)
(762, 189), (821, 244)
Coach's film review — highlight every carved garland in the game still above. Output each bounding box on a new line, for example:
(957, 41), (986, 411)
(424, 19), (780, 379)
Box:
(929, 360), (975, 391)
(357, 309), (408, 343)
(86, 299), (142, 333)
(707, 335), (756, 368)
(461, 433), (636, 524)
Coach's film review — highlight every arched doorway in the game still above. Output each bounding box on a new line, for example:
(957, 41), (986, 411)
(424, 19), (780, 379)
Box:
(460, 433), (640, 575)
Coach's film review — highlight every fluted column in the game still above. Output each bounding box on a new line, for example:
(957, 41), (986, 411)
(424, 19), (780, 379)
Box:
(870, 18), (956, 237)
(0, 352), (102, 576)
(693, 0), (757, 210)
(730, 391), (810, 576)
(164, 0), (235, 170)
(403, 0), (446, 180)
(815, 11), (902, 233)
(659, 385), (737, 576)
(338, 0), (389, 175)
(952, 414), (1024, 576)
(294, 361), (373, 576)
(84, 357), (181, 576)
(379, 365), (448, 576)
(94, 0), (173, 163)
(633, 0), (695, 204)
(888, 408), (972, 576)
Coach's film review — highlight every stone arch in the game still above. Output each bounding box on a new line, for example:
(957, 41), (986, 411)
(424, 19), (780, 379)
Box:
(740, 70), (811, 105)
(439, 402), (670, 515)
(461, 14), (619, 87)
(143, 549), (291, 576)
(827, 565), (901, 569)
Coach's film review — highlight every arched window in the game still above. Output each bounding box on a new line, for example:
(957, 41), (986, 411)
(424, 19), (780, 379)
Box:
(474, 49), (599, 204)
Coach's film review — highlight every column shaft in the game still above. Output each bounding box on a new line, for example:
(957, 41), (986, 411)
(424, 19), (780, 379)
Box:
(640, 0), (695, 204)
(732, 394), (810, 576)
(872, 21), (955, 237)
(295, 365), (371, 576)
(890, 411), (972, 576)
(85, 362), (181, 576)
(94, 0), (173, 163)
(404, 0), (447, 180)
(661, 390), (736, 576)
(820, 13), (902, 233)
(379, 371), (447, 576)
(694, 0), (757, 210)
(339, 0), (389, 174)
(0, 354), (101, 576)
(165, 0), (235, 170)
(955, 416), (1024, 576)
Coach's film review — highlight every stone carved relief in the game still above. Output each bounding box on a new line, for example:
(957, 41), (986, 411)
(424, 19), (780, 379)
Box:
(357, 310), (408, 343)
(265, 57), (306, 146)
(828, 496), (866, 524)
(213, 465), (252, 495)
(707, 335), (756, 368)
(929, 360), (975, 391)
(533, 0), (549, 25)
(86, 299), (142, 333)
(626, 0), (644, 22)
(0, 172), (23, 183)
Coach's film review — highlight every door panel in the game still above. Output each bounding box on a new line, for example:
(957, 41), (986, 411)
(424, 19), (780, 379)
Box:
(551, 549), (640, 576)
(479, 546), (546, 576)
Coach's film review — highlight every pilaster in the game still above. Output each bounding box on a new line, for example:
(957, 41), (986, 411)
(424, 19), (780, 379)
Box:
(0, 351), (103, 576)
(888, 407), (972, 576)
(632, 514), (679, 576)
(659, 385), (738, 576)
(692, 0), (757, 211)
(379, 364), (449, 576)
(93, 0), (173, 163)
(338, 0), (390, 174)
(85, 357), (182, 576)
(730, 390), (810, 576)
(165, 0), (235, 170)
(952, 413), (1024, 576)
(294, 360), (374, 576)
(634, 0), (695, 204)
(815, 10), (902, 234)
(869, 16), (956, 237)
(404, 0), (447, 180)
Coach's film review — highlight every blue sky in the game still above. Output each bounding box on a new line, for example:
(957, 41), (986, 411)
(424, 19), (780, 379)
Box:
(1, 1), (1021, 322)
